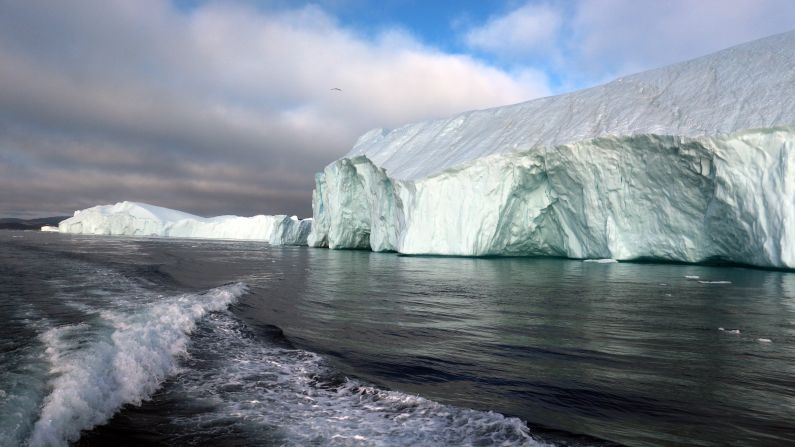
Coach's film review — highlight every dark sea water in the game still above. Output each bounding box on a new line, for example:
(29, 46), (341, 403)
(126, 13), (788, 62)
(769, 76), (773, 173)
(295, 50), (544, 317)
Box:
(1, 230), (794, 447)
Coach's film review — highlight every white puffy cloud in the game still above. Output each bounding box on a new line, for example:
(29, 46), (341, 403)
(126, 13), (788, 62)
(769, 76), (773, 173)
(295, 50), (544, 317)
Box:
(186, 4), (550, 130)
(571, 0), (795, 78)
(465, 3), (563, 58)
(464, 0), (795, 85)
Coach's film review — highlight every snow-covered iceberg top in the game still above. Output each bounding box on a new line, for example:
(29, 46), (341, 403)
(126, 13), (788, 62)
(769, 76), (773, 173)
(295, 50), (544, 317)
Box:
(309, 31), (795, 269)
(348, 31), (795, 180)
(59, 201), (312, 245)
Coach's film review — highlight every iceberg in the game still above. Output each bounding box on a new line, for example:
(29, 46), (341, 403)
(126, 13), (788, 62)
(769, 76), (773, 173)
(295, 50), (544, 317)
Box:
(58, 202), (312, 245)
(40, 226), (59, 232)
(308, 31), (795, 269)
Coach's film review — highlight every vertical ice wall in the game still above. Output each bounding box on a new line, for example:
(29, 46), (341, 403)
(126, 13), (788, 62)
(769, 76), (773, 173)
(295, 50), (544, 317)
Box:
(309, 128), (795, 268)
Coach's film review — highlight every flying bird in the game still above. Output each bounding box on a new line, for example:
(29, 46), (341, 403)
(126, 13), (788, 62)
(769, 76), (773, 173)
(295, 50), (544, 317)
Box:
(330, 87), (342, 91)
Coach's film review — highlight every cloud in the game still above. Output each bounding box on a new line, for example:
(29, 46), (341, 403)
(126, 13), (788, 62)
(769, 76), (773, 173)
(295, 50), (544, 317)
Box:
(464, 0), (795, 86)
(570, 0), (795, 78)
(464, 3), (563, 58)
(4, 0), (792, 218)
(0, 1), (550, 218)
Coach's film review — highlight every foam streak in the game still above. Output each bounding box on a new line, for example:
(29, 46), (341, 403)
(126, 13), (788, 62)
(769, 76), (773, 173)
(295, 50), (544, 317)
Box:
(27, 283), (247, 447)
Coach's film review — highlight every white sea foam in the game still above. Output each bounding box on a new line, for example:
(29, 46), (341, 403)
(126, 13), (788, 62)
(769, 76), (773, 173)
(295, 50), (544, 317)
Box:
(26, 283), (247, 447)
(166, 312), (551, 447)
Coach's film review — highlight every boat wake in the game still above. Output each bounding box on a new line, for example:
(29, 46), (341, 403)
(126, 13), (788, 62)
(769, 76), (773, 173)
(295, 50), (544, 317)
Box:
(158, 310), (550, 446)
(26, 283), (247, 447)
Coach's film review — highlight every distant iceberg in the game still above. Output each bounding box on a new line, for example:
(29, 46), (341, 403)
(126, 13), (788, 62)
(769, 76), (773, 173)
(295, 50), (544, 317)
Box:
(58, 202), (312, 245)
(40, 226), (59, 232)
(308, 31), (795, 269)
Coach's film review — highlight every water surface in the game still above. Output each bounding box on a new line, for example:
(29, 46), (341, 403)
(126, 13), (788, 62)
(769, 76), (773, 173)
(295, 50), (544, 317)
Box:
(1, 231), (793, 446)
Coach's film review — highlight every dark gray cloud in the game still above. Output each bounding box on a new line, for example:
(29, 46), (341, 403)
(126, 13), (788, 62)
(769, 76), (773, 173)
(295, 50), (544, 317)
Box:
(0, 0), (542, 218)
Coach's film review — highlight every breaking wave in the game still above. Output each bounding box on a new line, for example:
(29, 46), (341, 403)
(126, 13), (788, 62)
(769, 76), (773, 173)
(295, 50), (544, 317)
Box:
(26, 283), (247, 447)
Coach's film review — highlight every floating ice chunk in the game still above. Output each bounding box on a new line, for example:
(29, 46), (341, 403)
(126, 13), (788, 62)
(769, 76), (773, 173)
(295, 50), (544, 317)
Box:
(583, 259), (618, 263)
(40, 226), (59, 232)
(684, 276), (700, 279)
(727, 329), (741, 334)
(58, 201), (312, 246)
(698, 281), (732, 284)
(757, 338), (772, 343)
(718, 327), (725, 331)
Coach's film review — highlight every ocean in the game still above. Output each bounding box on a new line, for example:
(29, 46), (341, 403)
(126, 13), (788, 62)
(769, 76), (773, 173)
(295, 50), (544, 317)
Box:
(1, 230), (794, 446)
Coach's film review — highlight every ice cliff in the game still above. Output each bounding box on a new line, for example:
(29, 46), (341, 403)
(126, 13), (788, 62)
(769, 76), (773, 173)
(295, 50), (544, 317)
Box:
(308, 31), (795, 268)
(58, 202), (312, 245)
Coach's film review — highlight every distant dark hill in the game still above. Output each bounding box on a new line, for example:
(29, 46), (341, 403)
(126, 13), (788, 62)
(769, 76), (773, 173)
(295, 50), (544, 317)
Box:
(0, 216), (69, 230)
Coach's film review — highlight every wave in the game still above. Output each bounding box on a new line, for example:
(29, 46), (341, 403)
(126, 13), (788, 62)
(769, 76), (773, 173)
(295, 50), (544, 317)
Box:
(162, 311), (551, 447)
(26, 283), (247, 447)
(21, 275), (553, 446)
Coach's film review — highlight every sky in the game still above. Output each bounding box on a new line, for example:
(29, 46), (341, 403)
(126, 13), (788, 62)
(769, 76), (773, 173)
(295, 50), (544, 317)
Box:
(1, 1), (794, 218)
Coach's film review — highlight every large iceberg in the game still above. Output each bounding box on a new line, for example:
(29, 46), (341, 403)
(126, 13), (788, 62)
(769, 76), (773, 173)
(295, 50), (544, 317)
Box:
(58, 201), (312, 245)
(308, 31), (795, 268)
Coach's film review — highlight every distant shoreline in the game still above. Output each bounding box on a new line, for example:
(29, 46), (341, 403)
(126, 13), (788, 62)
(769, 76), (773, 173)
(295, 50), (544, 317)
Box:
(0, 216), (68, 231)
